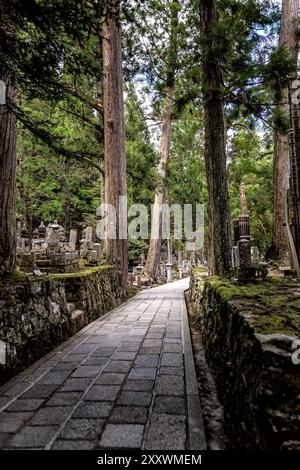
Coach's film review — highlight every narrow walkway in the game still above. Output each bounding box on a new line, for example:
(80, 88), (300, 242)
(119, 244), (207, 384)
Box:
(0, 279), (205, 450)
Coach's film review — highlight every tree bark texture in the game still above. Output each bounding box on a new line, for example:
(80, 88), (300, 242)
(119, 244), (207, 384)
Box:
(199, 0), (231, 276)
(0, 0), (17, 274)
(102, 0), (128, 295)
(272, 0), (299, 265)
(144, 86), (174, 280)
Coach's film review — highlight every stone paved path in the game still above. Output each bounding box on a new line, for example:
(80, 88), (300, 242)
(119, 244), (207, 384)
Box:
(0, 278), (205, 450)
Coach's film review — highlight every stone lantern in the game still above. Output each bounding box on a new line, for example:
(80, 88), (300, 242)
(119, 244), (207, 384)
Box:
(38, 221), (47, 239)
(232, 183), (257, 282)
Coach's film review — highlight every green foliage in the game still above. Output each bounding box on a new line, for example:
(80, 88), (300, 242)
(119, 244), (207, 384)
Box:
(7, 0), (290, 266)
(169, 104), (206, 207)
(125, 85), (157, 207)
(228, 122), (273, 253)
(16, 96), (101, 230)
(128, 238), (148, 262)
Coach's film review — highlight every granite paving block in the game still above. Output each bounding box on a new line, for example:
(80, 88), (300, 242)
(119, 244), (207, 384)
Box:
(5, 399), (45, 412)
(163, 342), (182, 353)
(156, 375), (184, 396)
(128, 368), (156, 381)
(113, 352), (137, 361)
(52, 439), (95, 450)
(97, 338), (123, 348)
(71, 366), (102, 378)
(0, 432), (11, 447)
(81, 357), (108, 367)
(159, 366), (184, 376)
(46, 392), (82, 407)
(139, 347), (161, 355)
(161, 353), (183, 367)
(21, 385), (58, 399)
(60, 378), (93, 392)
(109, 406), (148, 424)
(118, 342), (141, 352)
(84, 385), (120, 402)
(30, 406), (72, 425)
(59, 418), (104, 440)
(51, 363), (77, 371)
(99, 424), (144, 448)
(0, 412), (34, 433)
(144, 413), (186, 450)
(0, 396), (10, 408)
(73, 401), (113, 419)
(134, 355), (159, 368)
(91, 348), (116, 357)
(123, 380), (154, 392)
(164, 338), (182, 343)
(9, 425), (58, 448)
(148, 328), (165, 334)
(3, 383), (30, 397)
(145, 333), (164, 340)
(117, 391), (152, 407)
(165, 332), (181, 339)
(104, 361), (132, 373)
(72, 344), (98, 354)
(153, 396), (186, 415)
(37, 371), (71, 385)
(142, 339), (162, 348)
(96, 373), (125, 385)
(61, 355), (86, 363)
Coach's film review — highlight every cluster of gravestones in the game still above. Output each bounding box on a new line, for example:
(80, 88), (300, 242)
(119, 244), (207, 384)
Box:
(231, 184), (268, 282)
(128, 252), (198, 287)
(17, 221), (102, 275)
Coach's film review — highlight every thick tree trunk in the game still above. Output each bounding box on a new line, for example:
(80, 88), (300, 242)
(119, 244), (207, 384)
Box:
(272, 0), (299, 265)
(63, 158), (71, 233)
(102, 0), (128, 295)
(199, 0), (231, 276)
(0, 78), (17, 274)
(144, 86), (174, 281)
(0, 0), (17, 277)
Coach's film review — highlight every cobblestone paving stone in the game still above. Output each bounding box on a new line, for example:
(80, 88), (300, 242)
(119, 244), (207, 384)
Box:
(0, 279), (196, 450)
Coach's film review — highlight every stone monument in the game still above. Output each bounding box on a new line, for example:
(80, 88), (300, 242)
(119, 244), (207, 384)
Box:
(232, 183), (257, 282)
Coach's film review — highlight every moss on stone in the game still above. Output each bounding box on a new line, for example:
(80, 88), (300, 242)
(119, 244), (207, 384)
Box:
(0, 271), (29, 282)
(193, 267), (208, 274)
(251, 314), (298, 336)
(36, 265), (113, 283)
(196, 275), (300, 336)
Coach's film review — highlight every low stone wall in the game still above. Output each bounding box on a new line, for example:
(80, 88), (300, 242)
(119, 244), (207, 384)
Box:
(190, 270), (300, 450)
(0, 266), (120, 384)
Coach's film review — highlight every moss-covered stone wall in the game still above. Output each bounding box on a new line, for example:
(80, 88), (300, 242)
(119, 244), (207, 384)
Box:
(0, 266), (120, 384)
(190, 270), (300, 449)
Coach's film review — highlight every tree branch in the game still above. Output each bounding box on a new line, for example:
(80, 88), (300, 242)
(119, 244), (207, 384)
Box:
(12, 104), (104, 172)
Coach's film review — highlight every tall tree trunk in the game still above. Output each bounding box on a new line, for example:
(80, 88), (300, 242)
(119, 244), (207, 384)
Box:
(102, 0), (128, 295)
(0, 1), (17, 274)
(144, 87), (174, 280)
(199, 0), (231, 276)
(63, 158), (71, 232)
(144, 4), (179, 282)
(272, 0), (299, 265)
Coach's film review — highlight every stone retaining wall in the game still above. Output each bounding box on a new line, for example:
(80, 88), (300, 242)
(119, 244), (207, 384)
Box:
(0, 266), (120, 384)
(190, 270), (300, 450)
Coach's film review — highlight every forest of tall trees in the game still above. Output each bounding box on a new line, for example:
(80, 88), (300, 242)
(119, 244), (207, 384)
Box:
(1, 0), (300, 456)
(0, 0), (299, 277)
